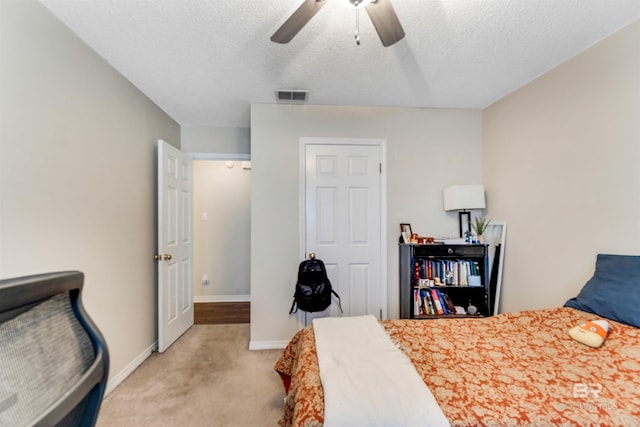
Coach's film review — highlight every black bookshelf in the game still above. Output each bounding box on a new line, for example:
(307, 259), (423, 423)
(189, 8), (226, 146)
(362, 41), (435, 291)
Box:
(399, 243), (490, 319)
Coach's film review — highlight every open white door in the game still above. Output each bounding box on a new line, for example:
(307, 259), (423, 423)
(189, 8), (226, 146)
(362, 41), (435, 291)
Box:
(157, 140), (194, 353)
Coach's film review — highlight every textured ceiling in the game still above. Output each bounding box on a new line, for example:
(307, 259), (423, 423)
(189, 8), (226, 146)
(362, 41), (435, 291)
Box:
(39, 0), (640, 128)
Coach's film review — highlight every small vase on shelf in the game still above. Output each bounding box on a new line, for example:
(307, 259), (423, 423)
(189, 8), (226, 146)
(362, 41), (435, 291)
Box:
(471, 217), (491, 245)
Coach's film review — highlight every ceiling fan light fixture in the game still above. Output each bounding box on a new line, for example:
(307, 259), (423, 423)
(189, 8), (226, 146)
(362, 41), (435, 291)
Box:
(337, 0), (374, 9)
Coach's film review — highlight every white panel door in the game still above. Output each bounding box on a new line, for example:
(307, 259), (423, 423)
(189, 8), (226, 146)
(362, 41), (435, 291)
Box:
(304, 142), (383, 324)
(157, 140), (194, 353)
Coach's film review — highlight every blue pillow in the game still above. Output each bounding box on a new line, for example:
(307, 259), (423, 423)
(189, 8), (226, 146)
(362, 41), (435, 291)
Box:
(564, 254), (640, 328)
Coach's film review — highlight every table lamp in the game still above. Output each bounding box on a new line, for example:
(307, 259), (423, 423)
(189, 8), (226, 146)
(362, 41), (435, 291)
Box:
(443, 185), (486, 238)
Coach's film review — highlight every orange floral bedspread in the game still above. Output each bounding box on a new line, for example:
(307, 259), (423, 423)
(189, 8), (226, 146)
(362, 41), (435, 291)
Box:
(274, 307), (640, 426)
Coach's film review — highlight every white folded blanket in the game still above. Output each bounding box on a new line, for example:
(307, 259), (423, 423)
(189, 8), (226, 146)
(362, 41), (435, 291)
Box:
(313, 315), (450, 427)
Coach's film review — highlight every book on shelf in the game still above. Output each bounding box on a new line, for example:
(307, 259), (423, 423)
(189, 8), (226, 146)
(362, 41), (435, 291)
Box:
(429, 288), (444, 315)
(412, 286), (483, 317)
(420, 288), (434, 315)
(459, 262), (468, 286)
(412, 258), (482, 287)
(442, 292), (456, 313)
(435, 289), (449, 315)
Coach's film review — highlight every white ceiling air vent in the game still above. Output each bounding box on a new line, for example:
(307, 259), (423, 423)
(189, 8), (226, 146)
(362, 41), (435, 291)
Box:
(275, 89), (309, 103)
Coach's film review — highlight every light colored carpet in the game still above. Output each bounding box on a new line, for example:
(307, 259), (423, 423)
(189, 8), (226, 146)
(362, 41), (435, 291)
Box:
(96, 324), (285, 426)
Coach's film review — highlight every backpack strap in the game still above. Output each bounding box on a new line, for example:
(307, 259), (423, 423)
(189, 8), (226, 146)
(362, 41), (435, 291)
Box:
(331, 289), (343, 314)
(289, 293), (297, 315)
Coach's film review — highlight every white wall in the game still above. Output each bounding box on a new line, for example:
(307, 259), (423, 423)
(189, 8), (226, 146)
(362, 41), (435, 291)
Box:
(0, 0), (180, 385)
(181, 125), (250, 155)
(193, 160), (251, 301)
(483, 20), (640, 313)
(250, 104), (483, 347)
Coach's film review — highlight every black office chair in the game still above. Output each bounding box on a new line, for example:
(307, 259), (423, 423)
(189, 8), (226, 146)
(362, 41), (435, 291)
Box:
(0, 271), (109, 426)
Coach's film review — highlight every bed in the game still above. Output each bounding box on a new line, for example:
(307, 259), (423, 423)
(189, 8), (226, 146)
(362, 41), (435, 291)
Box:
(275, 254), (640, 426)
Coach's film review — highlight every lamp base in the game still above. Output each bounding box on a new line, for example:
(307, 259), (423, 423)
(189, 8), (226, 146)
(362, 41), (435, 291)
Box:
(458, 211), (471, 238)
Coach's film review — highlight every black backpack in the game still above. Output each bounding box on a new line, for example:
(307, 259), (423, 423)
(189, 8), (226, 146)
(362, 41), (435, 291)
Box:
(289, 254), (342, 314)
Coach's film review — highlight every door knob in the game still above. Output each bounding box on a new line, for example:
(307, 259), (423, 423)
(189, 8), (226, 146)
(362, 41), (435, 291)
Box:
(154, 254), (173, 261)
(163, 254), (172, 261)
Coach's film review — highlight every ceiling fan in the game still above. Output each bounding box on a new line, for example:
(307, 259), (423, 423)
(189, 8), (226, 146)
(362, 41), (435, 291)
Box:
(271, 0), (405, 47)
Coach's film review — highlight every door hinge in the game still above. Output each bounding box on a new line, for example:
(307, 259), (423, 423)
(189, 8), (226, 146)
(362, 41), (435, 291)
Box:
(379, 163), (382, 174)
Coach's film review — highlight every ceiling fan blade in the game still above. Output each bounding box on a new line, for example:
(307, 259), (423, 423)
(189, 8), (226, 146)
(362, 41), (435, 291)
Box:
(365, 0), (405, 47)
(271, 0), (327, 44)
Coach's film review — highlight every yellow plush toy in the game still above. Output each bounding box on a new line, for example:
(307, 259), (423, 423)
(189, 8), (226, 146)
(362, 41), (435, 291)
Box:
(569, 320), (610, 348)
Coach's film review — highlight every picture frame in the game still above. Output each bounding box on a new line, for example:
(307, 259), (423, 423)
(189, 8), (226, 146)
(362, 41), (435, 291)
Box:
(400, 223), (412, 244)
(483, 221), (507, 315)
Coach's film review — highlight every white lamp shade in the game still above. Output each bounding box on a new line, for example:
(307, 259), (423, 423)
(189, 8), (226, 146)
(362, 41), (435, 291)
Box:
(443, 185), (486, 211)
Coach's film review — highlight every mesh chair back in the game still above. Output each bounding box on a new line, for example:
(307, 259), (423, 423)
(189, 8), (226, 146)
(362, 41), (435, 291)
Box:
(0, 272), (109, 427)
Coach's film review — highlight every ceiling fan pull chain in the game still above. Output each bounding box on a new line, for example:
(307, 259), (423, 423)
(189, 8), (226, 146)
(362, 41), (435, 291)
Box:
(354, 6), (361, 45)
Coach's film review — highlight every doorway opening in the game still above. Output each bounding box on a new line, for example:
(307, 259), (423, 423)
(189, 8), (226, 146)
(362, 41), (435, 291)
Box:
(192, 156), (251, 323)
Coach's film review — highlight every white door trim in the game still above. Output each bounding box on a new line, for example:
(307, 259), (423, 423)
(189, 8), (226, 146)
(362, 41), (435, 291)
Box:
(298, 137), (388, 326)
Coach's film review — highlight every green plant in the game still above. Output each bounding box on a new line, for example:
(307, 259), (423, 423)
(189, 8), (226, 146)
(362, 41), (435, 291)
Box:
(471, 216), (491, 235)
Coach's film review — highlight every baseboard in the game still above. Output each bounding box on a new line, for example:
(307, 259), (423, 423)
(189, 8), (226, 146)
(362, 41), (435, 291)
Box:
(194, 294), (250, 303)
(248, 340), (289, 350)
(104, 340), (157, 396)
